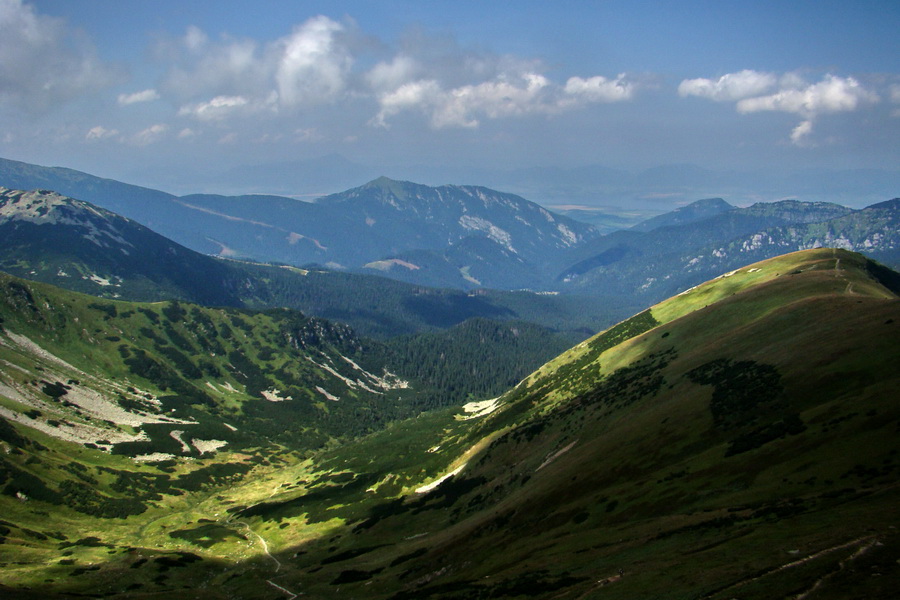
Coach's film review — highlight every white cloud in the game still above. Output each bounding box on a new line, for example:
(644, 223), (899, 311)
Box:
(436, 72), (553, 127)
(274, 16), (352, 107)
(681, 70), (882, 147)
(736, 74), (879, 116)
(178, 95), (250, 121)
(371, 79), (441, 127)
(160, 15), (353, 112)
(366, 55), (419, 92)
(892, 84), (900, 104)
(177, 127), (196, 139)
(85, 125), (119, 140)
(0, 0), (120, 112)
(678, 70), (776, 101)
(118, 89), (160, 105)
(372, 70), (635, 129)
(133, 123), (167, 146)
(160, 17), (638, 131)
(789, 120), (814, 146)
(564, 74), (635, 103)
(161, 29), (265, 102)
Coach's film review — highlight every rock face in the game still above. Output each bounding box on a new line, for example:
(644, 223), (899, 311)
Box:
(0, 187), (245, 305)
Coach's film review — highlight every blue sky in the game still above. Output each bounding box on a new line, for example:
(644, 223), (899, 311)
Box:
(1, 0), (898, 197)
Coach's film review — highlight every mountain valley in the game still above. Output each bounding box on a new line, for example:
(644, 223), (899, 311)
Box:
(0, 248), (897, 598)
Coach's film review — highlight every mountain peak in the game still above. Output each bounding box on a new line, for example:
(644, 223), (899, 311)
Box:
(0, 187), (92, 225)
(687, 197), (733, 210)
(365, 175), (399, 187)
(865, 197), (900, 210)
(631, 197), (734, 232)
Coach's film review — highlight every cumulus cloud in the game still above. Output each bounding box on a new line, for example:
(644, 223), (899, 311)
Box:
(371, 79), (441, 127)
(133, 123), (167, 146)
(0, 0), (120, 112)
(434, 72), (554, 128)
(161, 15), (352, 115)
(160, 15), (637, 130)
(85, 125), (119, 141)
(789, 120), (814, 146)
(161, 28), (266, 103)
(274, 16), (352, 107)
(366, 55), (420, 93)
(118, 89), (160, 105)
(563, 74), (635, 103)
(681, 70), (881, 146)
(678, 70), (776, 101)
(736, 74), (879, 116)
(178, 95), (251, 121)
(372, 70), (636, 129)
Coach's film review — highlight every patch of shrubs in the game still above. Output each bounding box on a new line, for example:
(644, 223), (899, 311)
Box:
(41, 380), (70, 399)
(59, 480), (147, 518)
(687, 358), (805, 456)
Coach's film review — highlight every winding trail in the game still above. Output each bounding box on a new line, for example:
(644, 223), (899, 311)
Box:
(792, 537), (879, 600)
(833, 249), (854, 294)
(225, 482), (303, 597)
(231, 519), (281, 572)
(699, 536), (877, 600)
(267, 580), (299, 599)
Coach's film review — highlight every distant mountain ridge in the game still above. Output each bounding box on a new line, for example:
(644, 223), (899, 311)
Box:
(177, 176), (598, 289)
(0, 157), (599, 290)
(0, 187), (616, 338)
(558, 197), (897, 301)
(1, 156), (896, 296)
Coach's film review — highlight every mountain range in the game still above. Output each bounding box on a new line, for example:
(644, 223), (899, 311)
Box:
(126, 152), (900, 210)
(560, 197), (900, 301)
(1, 157), (898, 298)
(0, 186), (620, 340)
(0, 247), (897, 598)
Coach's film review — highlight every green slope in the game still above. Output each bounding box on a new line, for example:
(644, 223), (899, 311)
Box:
(0, 272), (427, 457)
(1, 249), (898, 599)
(248, 248), (899, 599)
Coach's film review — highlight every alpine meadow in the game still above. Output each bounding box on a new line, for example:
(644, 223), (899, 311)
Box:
(0, 2), (898, 599)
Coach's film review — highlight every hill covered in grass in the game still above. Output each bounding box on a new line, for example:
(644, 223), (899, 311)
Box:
(1, 249), (898, 598)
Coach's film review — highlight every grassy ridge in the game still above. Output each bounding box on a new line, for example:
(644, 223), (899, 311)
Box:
(241, 248), (899, 599)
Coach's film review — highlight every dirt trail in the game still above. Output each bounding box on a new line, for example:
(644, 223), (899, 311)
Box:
(228, 483), (284, 572)
(267, 580), (299, 599)
(699, 535), (877, 599)
(225, 483), (303, 598)
(832, 249), (854, 294)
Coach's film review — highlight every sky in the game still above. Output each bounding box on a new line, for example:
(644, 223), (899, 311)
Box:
(1, 0), (898, 198)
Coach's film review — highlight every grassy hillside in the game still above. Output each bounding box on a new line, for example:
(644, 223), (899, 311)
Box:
(1, 249), (898, 598)
(0, 273), (428, 456)
(240, 249), (900, 599)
